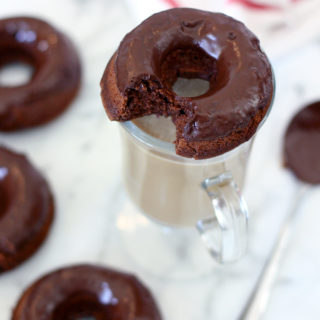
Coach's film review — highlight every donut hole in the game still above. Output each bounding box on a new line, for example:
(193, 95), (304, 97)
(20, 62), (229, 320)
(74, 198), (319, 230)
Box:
(0, 190), (8, 218)
(123, 47), (230, 120)
(0, 167), (9, 218)
(172, 77), (210, 98)
(0, 49), (35, 87)
(0, 61), (34, 87)
(52, 292), (119, 320)
(160, 47), (218, 98)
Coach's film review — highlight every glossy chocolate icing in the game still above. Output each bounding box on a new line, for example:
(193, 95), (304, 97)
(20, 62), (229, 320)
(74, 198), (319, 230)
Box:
(0, 17), (81, 131)
(12, 265), (162, 320)
(115, 8), (273, 142)
(0, 146), (54, 272)
(284, 101), (320, 184)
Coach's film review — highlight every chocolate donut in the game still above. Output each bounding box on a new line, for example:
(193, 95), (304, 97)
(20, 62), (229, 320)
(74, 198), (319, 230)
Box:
(12, 264), (162, 320)
(0, 146), (54, 272)
(0, 17), (81, 131)
(284, 101), (320, 184)
(100, 8), (274, 159)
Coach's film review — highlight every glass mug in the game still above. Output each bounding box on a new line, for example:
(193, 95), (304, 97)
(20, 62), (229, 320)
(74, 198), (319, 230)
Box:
(117, 93), (273, 276)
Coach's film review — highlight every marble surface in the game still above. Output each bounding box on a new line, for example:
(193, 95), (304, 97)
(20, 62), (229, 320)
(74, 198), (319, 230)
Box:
(1, 0), (320, 319)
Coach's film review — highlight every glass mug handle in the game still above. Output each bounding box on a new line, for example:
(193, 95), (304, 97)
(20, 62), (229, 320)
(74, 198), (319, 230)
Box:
(197, 171), (249, 263)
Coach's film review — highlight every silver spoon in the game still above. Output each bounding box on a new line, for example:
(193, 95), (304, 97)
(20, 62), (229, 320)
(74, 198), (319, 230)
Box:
(238, 101), (320, 320)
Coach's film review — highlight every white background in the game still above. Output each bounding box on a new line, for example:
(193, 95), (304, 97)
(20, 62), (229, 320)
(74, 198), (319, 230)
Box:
(0, 0), (320, 319)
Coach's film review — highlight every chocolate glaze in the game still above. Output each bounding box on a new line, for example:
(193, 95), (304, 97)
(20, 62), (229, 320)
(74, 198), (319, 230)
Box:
(101, 8), (274, 159)
(0, 17), (81, 131)
(12, 264), (162, 320)
(0, 146), (54, 273)
(284, 101), (320, 184)
(117, 8), (273, 140)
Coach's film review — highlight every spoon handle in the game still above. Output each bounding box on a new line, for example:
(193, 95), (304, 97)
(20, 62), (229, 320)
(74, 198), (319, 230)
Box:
(238, 184), (309, 320)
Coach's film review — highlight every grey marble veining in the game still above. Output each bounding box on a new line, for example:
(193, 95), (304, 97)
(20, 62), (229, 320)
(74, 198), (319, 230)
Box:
(0, 1), (320, 319)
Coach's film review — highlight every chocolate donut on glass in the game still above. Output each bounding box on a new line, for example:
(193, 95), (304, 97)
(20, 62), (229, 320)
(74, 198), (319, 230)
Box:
(101, 8), (274, 159)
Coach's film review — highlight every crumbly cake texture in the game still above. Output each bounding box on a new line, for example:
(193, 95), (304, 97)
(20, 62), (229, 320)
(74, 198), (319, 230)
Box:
(100, 8), (274, 159)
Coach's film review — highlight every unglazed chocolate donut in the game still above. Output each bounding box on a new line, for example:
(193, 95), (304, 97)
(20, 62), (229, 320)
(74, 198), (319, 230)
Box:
(284, 101), (320, 184)
(0, 146), (54, 272)
(101, 8), (274, 159)
(0, 17), (81, 131)
(12, 264), (162, 320)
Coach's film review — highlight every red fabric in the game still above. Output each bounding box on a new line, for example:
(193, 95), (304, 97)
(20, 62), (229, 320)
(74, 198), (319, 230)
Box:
(162, 0), (303, 11)
(228, 0), (282, 10)
(162, 0), (180, 7)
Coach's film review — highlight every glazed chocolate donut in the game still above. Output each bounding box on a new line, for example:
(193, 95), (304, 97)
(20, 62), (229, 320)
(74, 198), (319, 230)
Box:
(284, 101), (320, 184)
(100, 8), (274, 159)
(0, 146), (54, 272)
(0, 17), (81, 131)
(12, 264), (162, 320)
